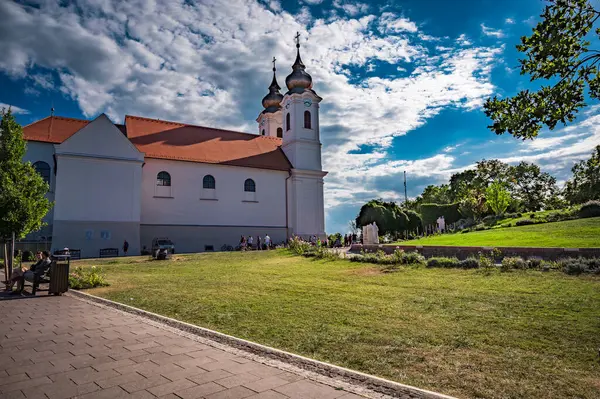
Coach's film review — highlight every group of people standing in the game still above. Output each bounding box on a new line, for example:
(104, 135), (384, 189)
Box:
(240, 234), (271, 250)
(343, 234), (357, 247)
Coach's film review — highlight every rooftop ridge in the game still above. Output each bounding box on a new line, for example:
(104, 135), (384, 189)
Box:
(23, 115), (89, 128)
(125, 114), (269, 139)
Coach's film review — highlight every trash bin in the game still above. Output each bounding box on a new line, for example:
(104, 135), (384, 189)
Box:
(49, 255), (70, 295)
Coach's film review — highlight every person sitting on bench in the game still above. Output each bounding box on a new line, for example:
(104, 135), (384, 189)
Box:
(3, 251), (42, 291)
(4, 251), (51, 293)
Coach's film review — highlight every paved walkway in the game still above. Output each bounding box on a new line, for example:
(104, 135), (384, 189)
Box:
(0, 294), (369, 399)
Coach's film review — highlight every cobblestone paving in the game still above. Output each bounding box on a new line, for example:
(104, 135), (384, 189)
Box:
(0, 294), (369, 399)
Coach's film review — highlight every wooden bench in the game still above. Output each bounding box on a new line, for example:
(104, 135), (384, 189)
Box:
(99, 248), (119, 258)
(20, 261), (52, 295)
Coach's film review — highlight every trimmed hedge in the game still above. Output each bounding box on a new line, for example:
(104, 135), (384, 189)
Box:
(579, 200), (600, 218)
(420, 203), (461, 226)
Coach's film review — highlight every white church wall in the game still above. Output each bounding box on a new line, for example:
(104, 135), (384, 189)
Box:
(287, 170), (326, 238)
(51, 114), (144, 257)
(141, 158), (288, 227)
(53, 156), (142, 222)
(23, 141), (56, 238)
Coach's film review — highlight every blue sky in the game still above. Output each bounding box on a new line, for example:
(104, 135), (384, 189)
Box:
(1, 0), (599, 234)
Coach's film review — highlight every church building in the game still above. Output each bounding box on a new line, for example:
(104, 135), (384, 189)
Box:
(21, 39), (327, 257)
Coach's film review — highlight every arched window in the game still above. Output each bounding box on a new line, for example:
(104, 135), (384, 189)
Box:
(286, 113), (290, 131)
(203, 175), (215, 189)
(304, 110), (311, 129)
(33, 161), (51, 185)
(261, 129), (265, 136)
(157, 171), (171, 186)
(244, 179), (256, 192)
(277, 127), (283, 138)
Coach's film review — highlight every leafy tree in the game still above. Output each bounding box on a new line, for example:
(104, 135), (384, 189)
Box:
(564, 145), (600, 203)
(348, 220), (359, 235)
(485, 181), (511, 215)
(420, 184), (452, 204)
(475, 159), (510, 187)
(0, 109), (52, 271)
(485, 0), (600, 139)
(508, 162), (558, 211)
(356, 200), (413, 236)
(355, 200), (395, 235)
(449, 170), (477, 201)
(459, 190), (488, 220)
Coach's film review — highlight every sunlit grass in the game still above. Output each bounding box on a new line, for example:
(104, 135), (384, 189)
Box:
(402, 217), (600, 247)
(79, 251), (600, 399)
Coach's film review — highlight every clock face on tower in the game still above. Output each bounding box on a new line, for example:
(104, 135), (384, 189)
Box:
(285, 103), (290, 109)
(304, 99), (312, 107)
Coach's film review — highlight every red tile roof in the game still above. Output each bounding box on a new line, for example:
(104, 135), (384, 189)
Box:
(22, 116), (89, 143)
(22, 115), (292, 172)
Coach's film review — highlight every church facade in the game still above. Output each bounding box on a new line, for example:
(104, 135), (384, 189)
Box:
(22, 41), (327, 257)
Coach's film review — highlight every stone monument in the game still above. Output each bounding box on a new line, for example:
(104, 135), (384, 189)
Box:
(436, 216), (445, 233)
(361, 222), (380, 245)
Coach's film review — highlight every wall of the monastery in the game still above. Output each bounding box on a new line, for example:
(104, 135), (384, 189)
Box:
(287, 172), (325, 237)
(52, 220), (140, 258)
(140, 224), (287, 254)
(23, 141), (56, 237)
(141, 159), (288, 227)
(53, 156), (142, 222)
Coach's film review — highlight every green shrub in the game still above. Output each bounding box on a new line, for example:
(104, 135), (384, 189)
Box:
(68, 266), (109, 289)
(427, 257), (460, 268)
(402, 251), (426, 264)
(515, 219), (536, 226)
(473, 224), (488, 231)
(459, 258), (480, 269)
(559, 257), (600, 275)
(579, 200), (600, 218)
(529, 213), (536, 218)
(526, 258), (542, 269)
(351, 249), (425, 266)
(501, 257), (527, 271)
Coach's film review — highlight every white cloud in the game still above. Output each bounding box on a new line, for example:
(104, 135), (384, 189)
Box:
(0, 103), (29, 114)
(456, 33), (472, 46)
(523, 16), (537, 26)
(378, 12), (418, 34)
(332, 0), (369, 17)
(269, 1), (282, 12)
(505, 18), (515, 24)
(481, 23), (505, 38)
(0, 0), (506, 232)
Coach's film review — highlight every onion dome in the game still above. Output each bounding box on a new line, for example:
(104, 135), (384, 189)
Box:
(285, 36), (313, 93)
(261, 60), (284, 113)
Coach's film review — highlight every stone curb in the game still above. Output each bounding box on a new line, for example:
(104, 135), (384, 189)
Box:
(67, 289), (456, 399)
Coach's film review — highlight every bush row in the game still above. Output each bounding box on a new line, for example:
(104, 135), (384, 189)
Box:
(288, 237), (338, 260)
(425, 255), (600, 275)
(349, 249), (426, 266)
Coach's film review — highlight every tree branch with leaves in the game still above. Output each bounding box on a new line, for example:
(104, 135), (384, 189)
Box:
(485, 0), (600, 139)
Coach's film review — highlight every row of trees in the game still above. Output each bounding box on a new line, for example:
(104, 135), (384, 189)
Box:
(404, 145), (600, 217)
(354, 146), (600, 235)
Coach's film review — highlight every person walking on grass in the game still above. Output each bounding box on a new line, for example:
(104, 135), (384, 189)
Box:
(264, 234), (271, 250)
(257, 235), (262, 250)
(123, 240), (129, 256)
(248, 235), (254, 250)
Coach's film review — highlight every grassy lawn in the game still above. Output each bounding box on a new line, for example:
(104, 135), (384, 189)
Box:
(399, 217), (600, 247)
(79, 251), (600, 399)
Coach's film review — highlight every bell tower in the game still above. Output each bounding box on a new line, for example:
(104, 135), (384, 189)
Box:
(281, 33), (327, 239)
(256, 57), (284, 138)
